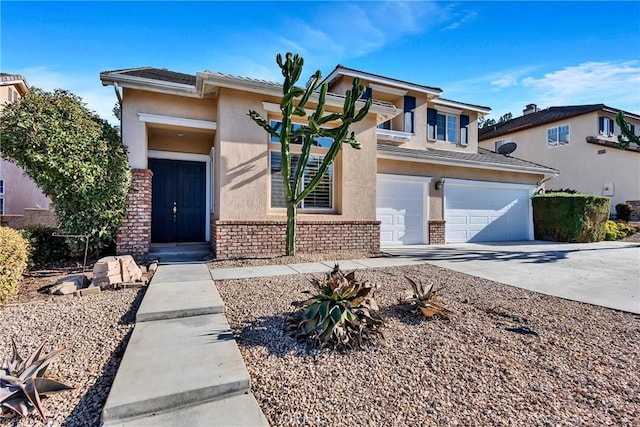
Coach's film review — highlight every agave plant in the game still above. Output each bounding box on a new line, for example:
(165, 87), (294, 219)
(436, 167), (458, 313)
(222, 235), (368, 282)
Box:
(398, 276), (456, 319)
(291, 264), (383, 351)
(1, 338), (73, 421)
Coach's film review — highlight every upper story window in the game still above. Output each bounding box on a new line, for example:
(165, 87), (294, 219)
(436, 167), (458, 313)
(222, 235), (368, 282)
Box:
(599, 116), (615, 137)
(0, 180), (4, 195)
(268, 120), (334, 211)
(547, 124), (570, 147)
(427, 108), (469, 146)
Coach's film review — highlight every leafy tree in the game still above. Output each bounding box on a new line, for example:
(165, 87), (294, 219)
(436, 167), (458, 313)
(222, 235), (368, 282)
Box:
(615, 112), (639, 149)
(479, 112), (513, 129)
(0, 88), (131, 252)
(249, 53), (371, 256)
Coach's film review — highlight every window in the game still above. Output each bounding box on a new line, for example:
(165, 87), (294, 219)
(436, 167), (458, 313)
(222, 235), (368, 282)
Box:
(269, 120), (334, 210)
(0, 198), (4, 215)
(403, 95), (416, 134)
(599, 117), (615, 137)
(0, 180), (4, 195)
(427, 108), (469, 145)
(547, 124), (570, 147)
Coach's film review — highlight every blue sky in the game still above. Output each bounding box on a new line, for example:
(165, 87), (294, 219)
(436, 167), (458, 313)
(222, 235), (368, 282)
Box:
(2, 1), (639, 124)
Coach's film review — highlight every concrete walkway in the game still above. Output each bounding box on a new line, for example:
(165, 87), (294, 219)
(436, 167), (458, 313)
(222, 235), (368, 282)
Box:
(102, 262), (268, 427)
(210, 241), (640, 314)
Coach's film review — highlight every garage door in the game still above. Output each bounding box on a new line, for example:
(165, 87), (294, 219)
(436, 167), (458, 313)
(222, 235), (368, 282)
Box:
(376, 174), (431, 245)
(445, 179), (534, 243)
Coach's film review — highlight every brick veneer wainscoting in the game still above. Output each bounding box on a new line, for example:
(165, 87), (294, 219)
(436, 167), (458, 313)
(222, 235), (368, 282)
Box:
(116, 169), (153, 258)
(212, 219), (380, 259)
(428, 220), (446, 244)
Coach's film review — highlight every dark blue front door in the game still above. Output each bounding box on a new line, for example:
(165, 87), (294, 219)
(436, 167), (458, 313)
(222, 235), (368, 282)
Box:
(149, 158), (206, 243)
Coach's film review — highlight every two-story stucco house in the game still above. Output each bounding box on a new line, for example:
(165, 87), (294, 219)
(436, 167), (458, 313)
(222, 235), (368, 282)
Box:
(100, 65), (557, 259)
(478, 104), (640, 217)
(0, 73), (52, 218)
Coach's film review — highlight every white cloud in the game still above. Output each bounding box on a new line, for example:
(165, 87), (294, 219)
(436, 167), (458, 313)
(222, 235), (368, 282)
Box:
(210, 1), (443, 81)
(444, 11), (478, 30)
(522, 61), (640, 112)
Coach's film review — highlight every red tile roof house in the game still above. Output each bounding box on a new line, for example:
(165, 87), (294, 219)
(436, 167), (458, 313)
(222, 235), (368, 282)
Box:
(100, 66), (557, 259)
(479, 104), (640, 219)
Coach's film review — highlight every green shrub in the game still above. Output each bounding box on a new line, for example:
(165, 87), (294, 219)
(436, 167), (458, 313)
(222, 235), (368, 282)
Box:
(19, 225), (71, 268)
(604, 221), (637, 240)
(615, 203), (632, 222)
(532, 193), (610, 242)
(0, 226), (30, 304)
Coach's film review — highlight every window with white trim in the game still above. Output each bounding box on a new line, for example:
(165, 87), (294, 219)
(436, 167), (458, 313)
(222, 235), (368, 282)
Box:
(547, 124), (570, 147)
(599, 116), (615, 137)
(427, 108), (469, 145)
(269, 120), (334, 210)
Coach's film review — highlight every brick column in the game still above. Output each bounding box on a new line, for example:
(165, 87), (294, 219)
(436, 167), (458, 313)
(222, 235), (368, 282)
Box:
(116, 169), (153, 259)
(428, 220), (446, 244)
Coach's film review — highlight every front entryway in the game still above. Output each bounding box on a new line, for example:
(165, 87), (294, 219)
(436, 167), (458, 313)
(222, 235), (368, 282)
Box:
(149, 158), (206, 243)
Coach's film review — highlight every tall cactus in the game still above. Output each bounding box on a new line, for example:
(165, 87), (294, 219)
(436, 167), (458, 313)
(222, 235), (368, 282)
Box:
(249, 53), (372, 256)
(615, 112), (640, 149)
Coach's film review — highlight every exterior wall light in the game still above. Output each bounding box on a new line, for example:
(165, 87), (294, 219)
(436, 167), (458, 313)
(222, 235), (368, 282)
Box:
(435, 178), (445, 190)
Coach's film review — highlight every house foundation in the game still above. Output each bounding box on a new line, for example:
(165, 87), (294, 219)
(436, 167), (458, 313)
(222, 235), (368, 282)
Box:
(211, 220), (380, 259)
(428, 220), (446, 244)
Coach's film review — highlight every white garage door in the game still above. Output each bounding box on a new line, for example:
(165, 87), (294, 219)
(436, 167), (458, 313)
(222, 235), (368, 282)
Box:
(445, 179), (534, 243)
(377, 174), (431, 245)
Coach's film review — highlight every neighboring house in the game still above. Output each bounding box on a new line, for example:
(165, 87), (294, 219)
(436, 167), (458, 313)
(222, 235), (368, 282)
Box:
(478, 104), (640, 215)
(100, 65), (557, 259)
(0, 74), (52, 217)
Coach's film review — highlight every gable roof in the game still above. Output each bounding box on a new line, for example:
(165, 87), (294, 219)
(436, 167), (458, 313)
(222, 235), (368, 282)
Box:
(100, 67), (398, 116)
(0, 73), (29, 94)
(100, 67), (196, 86)
(323, 65), (443, 96)
(479, 104), (640, 141)
(377, 144), (558, 177)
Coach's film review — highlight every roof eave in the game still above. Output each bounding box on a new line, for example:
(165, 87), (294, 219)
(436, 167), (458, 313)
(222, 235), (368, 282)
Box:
(433, 98), (491, 115)
(377, 152), (558, 177)
(100, 73), (200, 98)
(197, 72), (398, 116)
(325, 66), (443, 97)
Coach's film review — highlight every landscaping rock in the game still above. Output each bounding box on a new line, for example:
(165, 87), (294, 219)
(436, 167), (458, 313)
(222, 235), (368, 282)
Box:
(49, 274), (90, 295)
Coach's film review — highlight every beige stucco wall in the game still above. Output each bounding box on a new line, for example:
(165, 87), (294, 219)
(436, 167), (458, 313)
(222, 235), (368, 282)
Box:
(328, 74), (481, 154)
(479, 112), (640, 209)
(378, 158), (543, 221)
(0, 82), (52, 215)
(214, 88), (377, 221)
(122, 89), (218, 168)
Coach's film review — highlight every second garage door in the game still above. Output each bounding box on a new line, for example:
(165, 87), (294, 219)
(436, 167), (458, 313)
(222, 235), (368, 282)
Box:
(445, 179), (534, 243)
(376, 174), (431, 245)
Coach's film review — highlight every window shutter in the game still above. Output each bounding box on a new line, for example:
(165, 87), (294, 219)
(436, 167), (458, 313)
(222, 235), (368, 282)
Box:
(608, 118), (615, 136)
(599, 117), (604, 134)
(427, 108), (437, 141)
(404, 96), (416, 112)
(460, 114), (469, 146)
(361, 87), (372, 100)
(630, 124), (636, 135)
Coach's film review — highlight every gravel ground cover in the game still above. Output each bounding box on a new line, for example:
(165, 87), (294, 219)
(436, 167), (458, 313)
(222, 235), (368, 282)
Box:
(208, 250), (389, 269)
(217, 263), (640, 426)
(0, 288), (145, 426)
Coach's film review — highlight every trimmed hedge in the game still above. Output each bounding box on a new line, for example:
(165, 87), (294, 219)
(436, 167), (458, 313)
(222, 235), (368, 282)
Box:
(19, 225), (71, 268)
(532, 193), (610, 242)
(0, 226), (30, 304)
(615, 203), (632, 222)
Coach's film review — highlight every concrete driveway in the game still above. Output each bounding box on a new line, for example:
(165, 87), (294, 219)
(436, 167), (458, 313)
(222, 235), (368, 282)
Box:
(383, 241), (640, 314)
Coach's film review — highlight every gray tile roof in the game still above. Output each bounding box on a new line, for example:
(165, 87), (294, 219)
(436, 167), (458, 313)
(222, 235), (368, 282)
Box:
(324, 65), (443, 94)
(201, 70), (281, 87)
(101, 67), (196, 86)
(377, 143), (558, 174)
(478, 104), (639, 141)
(0, 73), (28, 86)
